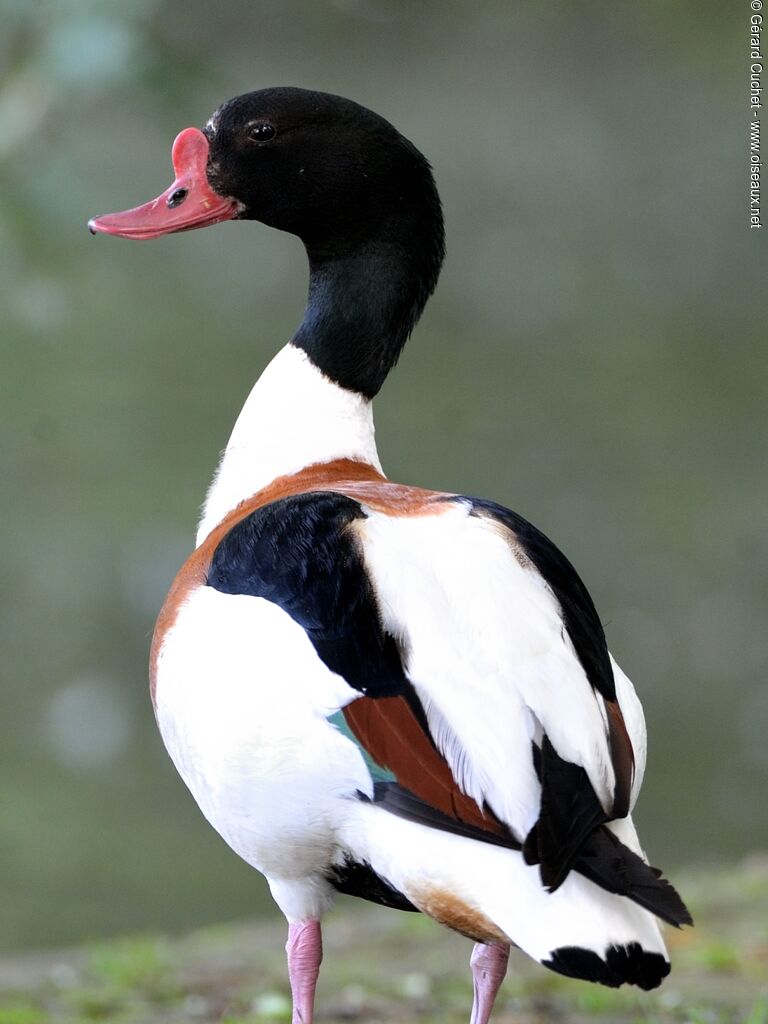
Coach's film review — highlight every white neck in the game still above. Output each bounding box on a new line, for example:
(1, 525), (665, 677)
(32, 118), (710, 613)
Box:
(196, 344), (383, 546)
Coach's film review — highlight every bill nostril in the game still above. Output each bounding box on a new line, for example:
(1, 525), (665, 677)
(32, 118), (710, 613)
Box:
(167, 188), (188, 209)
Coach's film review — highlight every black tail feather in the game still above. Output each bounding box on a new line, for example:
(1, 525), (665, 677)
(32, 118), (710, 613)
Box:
(522, 737), (691, 928)
(573, 826), (693, 928)
(544, 942), (671, 990)
(371, 782), (692, 929)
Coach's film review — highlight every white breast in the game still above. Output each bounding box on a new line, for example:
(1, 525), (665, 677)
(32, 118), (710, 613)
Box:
(153, 585), (371, 879)
(196, 344), (382, 546)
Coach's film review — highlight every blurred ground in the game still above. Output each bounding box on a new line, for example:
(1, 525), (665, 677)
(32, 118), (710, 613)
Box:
(0, 858), (766, 1024)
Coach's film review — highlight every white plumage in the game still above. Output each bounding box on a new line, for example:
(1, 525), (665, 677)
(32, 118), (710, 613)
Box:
(91, 86), (689, 1024)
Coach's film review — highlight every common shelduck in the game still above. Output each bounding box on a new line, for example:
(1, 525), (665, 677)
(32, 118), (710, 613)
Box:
(89, 87), (691, 1024)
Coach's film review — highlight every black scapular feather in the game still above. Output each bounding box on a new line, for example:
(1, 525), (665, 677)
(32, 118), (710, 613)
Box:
(208, 491), (409, 697)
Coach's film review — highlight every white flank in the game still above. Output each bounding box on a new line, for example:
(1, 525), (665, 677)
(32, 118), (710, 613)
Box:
(357, 501), (648, 839)
(196, 344), (382, 545)
(154, 585), (371, 919)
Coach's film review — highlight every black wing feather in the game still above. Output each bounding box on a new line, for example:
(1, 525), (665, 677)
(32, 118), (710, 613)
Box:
(208, 491), (409, 698)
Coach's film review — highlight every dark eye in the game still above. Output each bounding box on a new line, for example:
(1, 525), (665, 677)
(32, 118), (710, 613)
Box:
(248, 123), (276, 142)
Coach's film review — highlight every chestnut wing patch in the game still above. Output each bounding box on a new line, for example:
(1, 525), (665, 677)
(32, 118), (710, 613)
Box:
(343, 695), (512, 842)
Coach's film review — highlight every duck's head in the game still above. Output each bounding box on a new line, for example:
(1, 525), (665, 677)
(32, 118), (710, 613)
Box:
(90, 87), (441, 253)
(90, 87), (445, 396)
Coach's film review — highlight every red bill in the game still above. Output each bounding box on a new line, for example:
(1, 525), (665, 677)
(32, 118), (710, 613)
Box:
(88, 127), (241, 239)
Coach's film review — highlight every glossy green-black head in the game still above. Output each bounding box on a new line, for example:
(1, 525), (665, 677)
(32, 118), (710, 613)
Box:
(89, 87), (445, 397)
(204, 87), (443, 254)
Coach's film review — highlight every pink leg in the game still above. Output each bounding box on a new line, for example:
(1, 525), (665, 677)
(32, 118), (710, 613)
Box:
(469, 942), (510, 1024)
(286, 920), (323, 1024)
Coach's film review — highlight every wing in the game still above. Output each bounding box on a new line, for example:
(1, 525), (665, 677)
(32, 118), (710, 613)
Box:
(353, 494), (643, 891)
(206, 487), (519, 843)
(207, 487), (681, 913)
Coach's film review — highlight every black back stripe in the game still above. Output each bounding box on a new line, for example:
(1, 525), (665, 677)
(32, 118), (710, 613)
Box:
(207, 491), (410, 698)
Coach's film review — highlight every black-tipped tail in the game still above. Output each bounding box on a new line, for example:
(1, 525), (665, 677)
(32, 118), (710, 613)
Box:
(573, 826), (692, 928)
(544, 941), (671, 990)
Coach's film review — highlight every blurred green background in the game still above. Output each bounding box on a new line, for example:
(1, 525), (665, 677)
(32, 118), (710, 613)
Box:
(1, 0), (765, 951)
